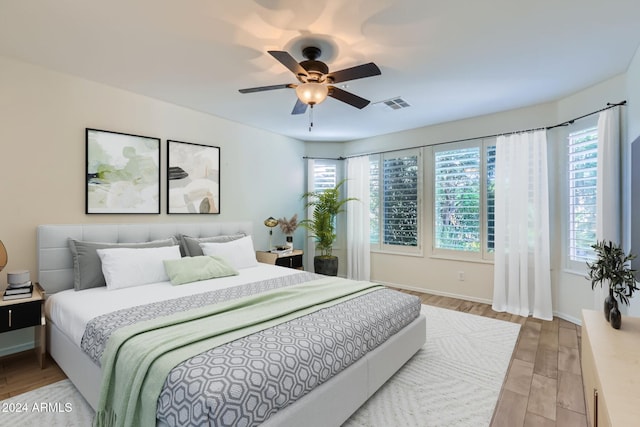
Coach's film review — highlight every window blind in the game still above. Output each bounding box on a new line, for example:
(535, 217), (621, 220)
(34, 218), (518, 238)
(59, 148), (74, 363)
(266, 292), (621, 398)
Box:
(486, 144), (496, 252)
(382, 155), (419, 246)
(313, 162), (337, 192)
(568, 127), (598, 262)
(434, 147), (481, 252)
(369, 158), (380, 244)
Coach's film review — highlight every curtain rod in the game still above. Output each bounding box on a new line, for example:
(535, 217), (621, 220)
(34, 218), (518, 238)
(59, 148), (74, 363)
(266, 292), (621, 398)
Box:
(303, 100), (627, 161)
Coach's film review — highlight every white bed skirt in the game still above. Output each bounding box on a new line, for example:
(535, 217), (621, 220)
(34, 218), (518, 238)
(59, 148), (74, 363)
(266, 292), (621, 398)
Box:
(47, 314), (426, 426)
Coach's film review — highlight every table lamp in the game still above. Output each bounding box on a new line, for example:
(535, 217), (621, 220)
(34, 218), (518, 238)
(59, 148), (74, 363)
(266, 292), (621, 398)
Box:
(264, 217), (278, 251)
(0, 240), (7, 273)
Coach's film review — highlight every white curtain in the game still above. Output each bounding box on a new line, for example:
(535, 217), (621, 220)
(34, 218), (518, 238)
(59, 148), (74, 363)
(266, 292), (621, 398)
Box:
(492, 130), (552, 320)
(305, 159), (317, 261)
(594, 108), (621, 308)
(346, 156), (371, 280)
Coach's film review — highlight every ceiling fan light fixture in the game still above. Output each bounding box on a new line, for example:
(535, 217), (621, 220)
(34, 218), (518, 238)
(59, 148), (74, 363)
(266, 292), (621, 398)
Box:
(295, 82), (328, 105)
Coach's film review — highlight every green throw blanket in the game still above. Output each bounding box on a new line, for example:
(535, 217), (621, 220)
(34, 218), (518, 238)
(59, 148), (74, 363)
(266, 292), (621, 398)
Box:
(94, 277), (383, 427)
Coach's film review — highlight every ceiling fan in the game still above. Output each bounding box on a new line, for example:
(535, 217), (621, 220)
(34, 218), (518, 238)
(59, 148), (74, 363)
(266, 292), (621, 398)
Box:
(238, 46), (381, 115)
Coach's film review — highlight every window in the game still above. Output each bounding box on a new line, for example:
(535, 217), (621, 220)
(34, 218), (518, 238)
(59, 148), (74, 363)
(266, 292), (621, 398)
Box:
(567, 126), (598, 263)
(434, 146), (480, 251)
(369, 159), (380, 244)
(370, 149), (421, 252)
(308, 159), (341, 237)
(486, 145), (496, 252)
(312, 161), (337, 192)
(433, 140), (495, 259)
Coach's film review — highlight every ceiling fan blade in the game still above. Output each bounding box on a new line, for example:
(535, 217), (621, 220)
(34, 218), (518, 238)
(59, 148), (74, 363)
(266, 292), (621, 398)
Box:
(238, 84), (295, 94)
(326, 62), (381, 84)
(291, 99), (308, 115)
(327, 86), (370, 109)
(268, 51), (308, 77)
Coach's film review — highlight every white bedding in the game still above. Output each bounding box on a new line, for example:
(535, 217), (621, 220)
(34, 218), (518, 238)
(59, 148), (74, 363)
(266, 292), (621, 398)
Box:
(44, 263), (300, 348)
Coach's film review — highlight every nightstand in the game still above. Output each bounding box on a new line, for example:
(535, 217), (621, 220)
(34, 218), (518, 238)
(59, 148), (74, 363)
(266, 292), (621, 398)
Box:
(256, 249), (304, 270)
(0, 283), (46, 368)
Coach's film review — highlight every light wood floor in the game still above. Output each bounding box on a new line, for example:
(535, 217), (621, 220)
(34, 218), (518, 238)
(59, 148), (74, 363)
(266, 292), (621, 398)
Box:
(399, 290), (587, 427)
(0, 290), (587, 427)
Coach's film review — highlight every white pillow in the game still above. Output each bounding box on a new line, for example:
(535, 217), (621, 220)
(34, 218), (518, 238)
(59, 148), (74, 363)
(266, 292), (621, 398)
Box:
(199, 235), (258, 270)
(96, 245), (182, 290)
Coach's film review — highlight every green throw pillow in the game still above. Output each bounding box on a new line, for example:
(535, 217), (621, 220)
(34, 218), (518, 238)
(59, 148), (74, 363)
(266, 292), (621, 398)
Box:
(163, 255), (239, 285)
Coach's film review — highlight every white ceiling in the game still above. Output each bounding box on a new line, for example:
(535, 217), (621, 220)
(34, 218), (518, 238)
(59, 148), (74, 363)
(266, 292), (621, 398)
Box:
(1, 1), (639, 142)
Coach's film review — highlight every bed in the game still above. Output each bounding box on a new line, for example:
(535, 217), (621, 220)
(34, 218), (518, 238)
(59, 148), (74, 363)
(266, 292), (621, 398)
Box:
(37, 222), (426, 426)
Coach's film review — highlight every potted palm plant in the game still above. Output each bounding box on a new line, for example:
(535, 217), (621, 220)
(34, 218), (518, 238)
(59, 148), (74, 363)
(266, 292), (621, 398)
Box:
(586, 240), (638, 329)
(299, 179), (357, 276)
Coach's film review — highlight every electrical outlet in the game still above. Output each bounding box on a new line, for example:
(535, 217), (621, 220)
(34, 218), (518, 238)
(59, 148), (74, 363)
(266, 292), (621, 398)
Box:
(458, 271), (465, 281)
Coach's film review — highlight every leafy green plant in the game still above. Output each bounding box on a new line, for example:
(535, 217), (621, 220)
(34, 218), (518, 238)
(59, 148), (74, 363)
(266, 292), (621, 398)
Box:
(587, 240), (638, 305)
(299, 179), (357, 258)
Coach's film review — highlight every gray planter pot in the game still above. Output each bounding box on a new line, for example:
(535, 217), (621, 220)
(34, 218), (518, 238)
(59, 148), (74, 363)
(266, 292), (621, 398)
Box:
(314, 256), (338, 276)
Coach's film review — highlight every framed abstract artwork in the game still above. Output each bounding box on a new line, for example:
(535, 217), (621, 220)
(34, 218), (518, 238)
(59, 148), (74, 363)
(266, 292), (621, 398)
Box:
(167, 140), (220, 214)
(85, 128), (161, 214)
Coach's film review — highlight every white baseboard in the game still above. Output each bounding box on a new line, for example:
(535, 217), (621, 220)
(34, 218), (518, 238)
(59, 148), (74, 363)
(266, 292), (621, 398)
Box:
(376, 281), (493, 305)
(379, 280), (583, 325)
(552, 311), (582, 326)
(0, 341), (34, 358)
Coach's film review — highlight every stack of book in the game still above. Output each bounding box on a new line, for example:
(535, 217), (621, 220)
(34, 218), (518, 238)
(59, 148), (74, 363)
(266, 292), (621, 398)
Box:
(270, 245), (293, 256)
(3, 280), (33, 301)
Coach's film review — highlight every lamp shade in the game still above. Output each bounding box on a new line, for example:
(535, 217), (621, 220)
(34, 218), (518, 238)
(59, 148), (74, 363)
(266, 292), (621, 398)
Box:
(264, 217), (278, 228)
(295, 83), (328, 105)
(0, 240), (7, 272)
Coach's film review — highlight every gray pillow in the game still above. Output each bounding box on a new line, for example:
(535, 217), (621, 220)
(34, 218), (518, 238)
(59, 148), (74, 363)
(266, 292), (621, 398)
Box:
(180, 234), (245, 257)
(68, 237), (178, 291)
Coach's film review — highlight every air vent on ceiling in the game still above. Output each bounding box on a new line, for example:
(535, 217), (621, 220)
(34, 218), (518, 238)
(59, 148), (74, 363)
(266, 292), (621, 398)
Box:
(373, 97), (411, 111)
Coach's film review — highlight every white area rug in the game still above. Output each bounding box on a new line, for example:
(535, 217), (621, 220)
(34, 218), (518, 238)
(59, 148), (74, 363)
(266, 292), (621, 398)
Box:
(0, 377), (93, 426)
(344, 305), (521, 427)
(1, 305), (520, 427)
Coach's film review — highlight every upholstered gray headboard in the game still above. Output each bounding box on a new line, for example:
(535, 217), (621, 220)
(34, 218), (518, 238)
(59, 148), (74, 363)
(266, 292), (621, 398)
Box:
(37, 222), (253, 294)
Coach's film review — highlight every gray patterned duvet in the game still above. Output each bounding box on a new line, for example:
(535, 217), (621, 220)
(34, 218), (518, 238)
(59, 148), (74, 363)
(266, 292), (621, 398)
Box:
(81, 273), (421, 426)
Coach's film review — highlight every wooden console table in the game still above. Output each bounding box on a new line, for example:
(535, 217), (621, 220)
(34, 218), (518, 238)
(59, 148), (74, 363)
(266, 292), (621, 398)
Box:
(581, 309), (640, 426)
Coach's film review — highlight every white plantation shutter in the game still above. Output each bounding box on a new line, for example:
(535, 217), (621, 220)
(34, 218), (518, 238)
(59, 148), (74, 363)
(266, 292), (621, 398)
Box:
(567, 127), (598, 263)
(434, 146), (481, 252)
(313, 161), (337, 192)
(369, 150), (421, 252)
(306, 159), (341, 261)
(486, 144), (496, 253)
(369, 157), (380, 245)
(382, 154), (419, 246)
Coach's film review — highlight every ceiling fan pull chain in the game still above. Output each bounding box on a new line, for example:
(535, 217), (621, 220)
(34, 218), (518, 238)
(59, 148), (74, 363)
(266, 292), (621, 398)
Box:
(309, 105), (314, 132)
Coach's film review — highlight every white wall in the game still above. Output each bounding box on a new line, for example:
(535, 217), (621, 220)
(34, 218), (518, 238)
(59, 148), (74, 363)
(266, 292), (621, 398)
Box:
(339, 102), (557, 304)
(317, 74), (630, 323)
(343, 102), (556, 158)
(624, 43), (640, 316)
(551, 75), (627, 323)
(626, 44), (640, 149)
(2, 51), (636, 355)
(0, 56), (306, 356)
(305, 104), (557, 283)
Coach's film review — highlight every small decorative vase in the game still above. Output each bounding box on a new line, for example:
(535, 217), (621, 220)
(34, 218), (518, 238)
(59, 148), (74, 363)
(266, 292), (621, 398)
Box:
(610, 304), (622, 329)
(285, 235), (293, 249)
(604, 288), (616, 321)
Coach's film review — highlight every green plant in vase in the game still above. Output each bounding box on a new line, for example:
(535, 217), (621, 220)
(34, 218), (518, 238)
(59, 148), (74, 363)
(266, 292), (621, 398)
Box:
(586, 240), (638, 329)
(299, 179), (357, 276)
